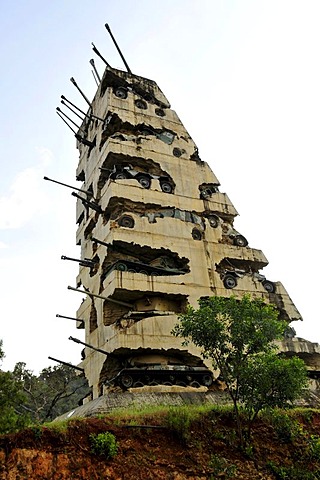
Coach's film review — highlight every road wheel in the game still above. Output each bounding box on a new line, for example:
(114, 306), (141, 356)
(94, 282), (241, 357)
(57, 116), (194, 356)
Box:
(192, 228), (202, 240)
(114, 87), (128, 99)
(117, 262), (128, 272)
(262, 280), (275, 293)
(208, 215), (219, 228)
(223, 274), (237, 289)
(234, 235), (248, 247)
(160, 181), (173, 193)
(135, 99), (147, 109)
(190, 381), (201, 388)
(202, 374), (213, 387)
(119, 374), (133, 388)
(137, 175), (151, 189)
(118, 215), (134, 228)
(115, 172), (128, 180)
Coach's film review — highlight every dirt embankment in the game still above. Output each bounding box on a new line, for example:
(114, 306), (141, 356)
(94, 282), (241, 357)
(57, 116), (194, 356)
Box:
(1, 409), (320, 479)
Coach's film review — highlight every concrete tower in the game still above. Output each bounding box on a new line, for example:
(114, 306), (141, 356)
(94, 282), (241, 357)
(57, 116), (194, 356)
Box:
(64, 65), (305, 401)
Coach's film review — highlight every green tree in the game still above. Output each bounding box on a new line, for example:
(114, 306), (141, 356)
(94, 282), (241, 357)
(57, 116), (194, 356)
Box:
(173, 295), (308, 445)
(0, 340), (30, 434)
(13, 362), (90, 423)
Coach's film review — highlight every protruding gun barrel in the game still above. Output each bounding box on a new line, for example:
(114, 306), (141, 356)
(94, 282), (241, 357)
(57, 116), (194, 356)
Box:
(91, 42), (111, 68)
(61, 95), (105, 123)
(105, 23), (132, 74)
(43, 176), (93, 197)
(69, 336), (109, 355)
(67, 285), (133, 308)
(56, 313), (85, 328)
(70, 77), (91, 107)
(48, 356), (84, 372)
(61, 255), (98, 268)
(71, 191), (102, 213)
(89, 58), (101, 83)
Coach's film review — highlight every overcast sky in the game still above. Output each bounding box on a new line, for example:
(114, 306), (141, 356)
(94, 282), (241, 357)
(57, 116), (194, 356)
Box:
(1, 0), (319, 373)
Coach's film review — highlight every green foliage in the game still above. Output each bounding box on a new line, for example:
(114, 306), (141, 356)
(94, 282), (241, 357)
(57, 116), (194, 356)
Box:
(0, 339), (4, 361)
(269, 410), (303, 443)
(0, 341), (30, 434)
(89, 432), (118, 459)
(209, 454), (237, 478)
(173, 294), (308, 445)
(12, 362), (90, 423)
(267, 461), (319, 480)
(166, 406), (192, 442)
(307, 435), (320, 461)
(239, 354), (308, 419)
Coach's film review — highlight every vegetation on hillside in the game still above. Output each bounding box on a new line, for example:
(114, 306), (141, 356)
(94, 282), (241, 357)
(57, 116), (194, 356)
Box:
(1, 405), (320, 479)
(0, 339), (90, 434)
(173, 294), (308, 445)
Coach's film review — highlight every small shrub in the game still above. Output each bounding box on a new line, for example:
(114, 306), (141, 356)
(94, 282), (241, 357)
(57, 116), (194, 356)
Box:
(209, 454), (237, 478)
(30, 425), (43, 440)
(166, 407), (192, 442)
(307, 435), (320, 461)
(267, 461), (316, 480)
(270, 411), (302, 443)
(90, 432), (118, 459)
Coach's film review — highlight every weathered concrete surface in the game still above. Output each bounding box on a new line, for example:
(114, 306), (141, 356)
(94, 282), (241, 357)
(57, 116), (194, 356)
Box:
(67, 65), (316, 400)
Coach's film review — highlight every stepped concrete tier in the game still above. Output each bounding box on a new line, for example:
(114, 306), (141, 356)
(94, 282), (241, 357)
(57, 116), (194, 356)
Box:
(64, 66), (319, 401)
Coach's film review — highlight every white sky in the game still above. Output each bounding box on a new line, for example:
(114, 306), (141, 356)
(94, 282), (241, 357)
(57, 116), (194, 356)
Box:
(1, 0), (319, 373)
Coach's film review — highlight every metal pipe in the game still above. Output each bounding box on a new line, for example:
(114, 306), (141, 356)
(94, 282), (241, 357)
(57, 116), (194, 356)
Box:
(92, 42), (111, 68)
(90, 58), (101, 82)
(68, 336), (109, 355)
(70, 77), (92, 107)
(48, 356), (84, 372)
(67, 285), (133, 308)
(43, 176), (92, 196)
(105, 24), (132, 73)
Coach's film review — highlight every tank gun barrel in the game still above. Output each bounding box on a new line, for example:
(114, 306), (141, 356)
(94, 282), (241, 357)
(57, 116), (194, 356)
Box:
(56, 314), (85, 327)
(48, 356), (84, 372)
(56, 109), (77, 135)
(61, 95), (105, 123)
(91, 236), (109, 247)
(105, 23), (132, 74)
(71, 192), (102, 212)
(70, 77), (91, 107)
(67, 285), (133, 308)
(61, 255), (97, 268)
(91, 42), (111, 68)
(89, 58), (101, 83)
(43, 176), (93, 196)
(56, 107), (85, 135)
(68, 336), (109, 355)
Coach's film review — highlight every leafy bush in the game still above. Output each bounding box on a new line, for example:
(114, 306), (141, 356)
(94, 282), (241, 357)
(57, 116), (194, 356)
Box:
(267, 461), (318, 480)
(90, 432), (118, 459)
(166, 407), (192, 442)
(209, 454), (237, 478)
(307, 435), (320, 461)
(270, 410), (303, 443)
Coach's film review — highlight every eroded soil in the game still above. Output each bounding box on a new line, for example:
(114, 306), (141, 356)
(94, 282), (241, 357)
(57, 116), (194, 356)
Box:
(1, 409), (320, 479)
